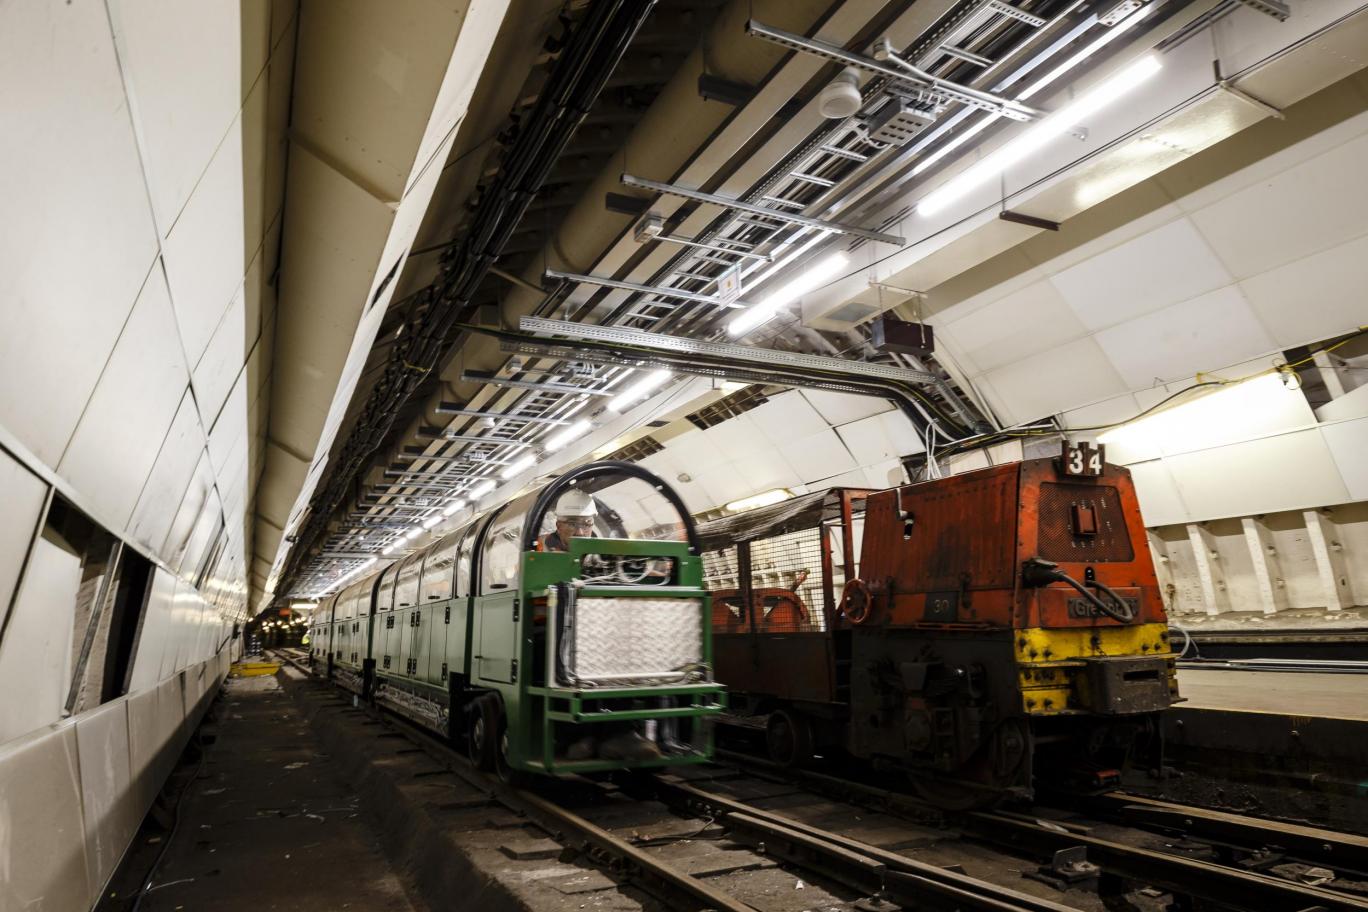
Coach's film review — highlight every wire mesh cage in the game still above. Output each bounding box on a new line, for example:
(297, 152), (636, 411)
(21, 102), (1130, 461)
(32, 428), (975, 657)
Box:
(746, 528), (827, 632)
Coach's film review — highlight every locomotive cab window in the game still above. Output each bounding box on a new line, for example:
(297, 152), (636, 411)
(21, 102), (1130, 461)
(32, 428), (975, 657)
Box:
(419, 531), (459, 602)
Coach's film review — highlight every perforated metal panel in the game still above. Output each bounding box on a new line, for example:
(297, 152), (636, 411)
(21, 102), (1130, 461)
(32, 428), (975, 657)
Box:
(565, 597), (703, 686)
(1037, 482), (1134, 562)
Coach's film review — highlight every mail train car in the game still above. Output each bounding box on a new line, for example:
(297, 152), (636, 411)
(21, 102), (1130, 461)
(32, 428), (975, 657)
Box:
(307, 461), (724, 779)
(702, 450), (1178, 803)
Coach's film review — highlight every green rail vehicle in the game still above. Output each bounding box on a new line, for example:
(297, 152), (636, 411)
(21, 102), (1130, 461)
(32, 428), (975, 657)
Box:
(305, 461), (725, 779)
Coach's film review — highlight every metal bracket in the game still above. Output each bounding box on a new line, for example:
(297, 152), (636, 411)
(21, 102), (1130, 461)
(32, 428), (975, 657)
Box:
(621, 173), (907, 246)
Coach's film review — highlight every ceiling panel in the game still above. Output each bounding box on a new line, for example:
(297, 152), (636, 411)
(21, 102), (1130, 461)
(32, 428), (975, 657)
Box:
(747, 391), (830, 445)
(1238, 231), (1368, 349)
(782, 429), (859, 483)
(1048, 218), (1233, 332)
(60, 266), (191, 528)
(1094, 285), (1274, 388)
(0, 0), (159, 465)
(939, 279), (1086, 374)
(106, 0), (244, 229)
(800, 389), (892, 426)
(980, 336), (1129, 426)
(1166, 429), (1349, 521)
(1189, 124), (1368, 280)
(161, 114), (249, 363)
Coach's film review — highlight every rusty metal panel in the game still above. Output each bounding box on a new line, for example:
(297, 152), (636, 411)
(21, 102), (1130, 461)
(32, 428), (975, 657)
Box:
(1036, 482), (1134, 562)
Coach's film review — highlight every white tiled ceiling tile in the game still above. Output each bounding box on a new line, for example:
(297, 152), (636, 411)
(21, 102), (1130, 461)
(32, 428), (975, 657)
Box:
(1061, 392), (1144, 436)
(60, 267), (191, 528)
(129, 395), (206, 554)
(809, 468), (872, 490)
(106, 0), (243, 228)
(1166, 429), (1350, 522)
(700, 413), (759, 455)
(1048, 218), (1233, 332)
(1094, 285), (1274, 388)
(0, 451), (48, 636)
(161, 115), (249, 364)
(878, 411), (926, 457)
(1188, 128), (1368, 280)
(693, 463), (751, 509)
(659, 426), (714, 469)
(193, 284), (248, 430)
(783, 429), (859, 483)
(747, 391), (830, 444)
(980, 337), (1128, 426)
(1238, 232), (1368, 349)
(835, 413), (900, 464)
(862, 458), (906, 491)
(1321, 418), (1368, 501)
(939, 280), (1086, 373)
(801, 389), (893, 426)
(732, 448), (803, 494)
(0, 1), (159, 465)
(1124, 459), (1188, 527)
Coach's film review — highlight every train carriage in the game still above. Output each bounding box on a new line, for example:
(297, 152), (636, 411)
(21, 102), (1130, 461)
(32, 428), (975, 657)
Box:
(704, 448), (1179, 803)
(310, 461), (725, 778)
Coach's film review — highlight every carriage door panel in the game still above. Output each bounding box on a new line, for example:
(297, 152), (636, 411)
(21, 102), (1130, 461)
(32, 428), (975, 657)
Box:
(444, 601), (470, 680)
(476, 592), (518, 684)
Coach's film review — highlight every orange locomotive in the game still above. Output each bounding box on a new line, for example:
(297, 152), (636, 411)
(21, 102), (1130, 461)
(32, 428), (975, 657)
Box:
(703, 445), (1179, 803)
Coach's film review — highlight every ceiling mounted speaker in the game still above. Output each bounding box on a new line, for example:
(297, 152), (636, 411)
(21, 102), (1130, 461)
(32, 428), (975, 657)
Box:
(819, 67), (863, 119)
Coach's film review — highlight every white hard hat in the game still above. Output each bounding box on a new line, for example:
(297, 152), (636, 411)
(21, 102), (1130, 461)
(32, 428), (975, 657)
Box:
(557, 489), (596, 518)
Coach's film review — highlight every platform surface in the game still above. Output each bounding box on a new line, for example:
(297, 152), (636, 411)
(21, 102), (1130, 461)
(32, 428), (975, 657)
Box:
(1176, 667), (1368, 721)
(129, 674), (424, 911)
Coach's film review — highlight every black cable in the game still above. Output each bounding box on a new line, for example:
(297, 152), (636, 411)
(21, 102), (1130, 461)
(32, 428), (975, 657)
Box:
(129, 730), (209, 912)
(1053, 572), (1134, 623)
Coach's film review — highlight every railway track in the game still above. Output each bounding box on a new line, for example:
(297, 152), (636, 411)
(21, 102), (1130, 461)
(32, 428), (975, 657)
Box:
(274, 653), (1368, 912)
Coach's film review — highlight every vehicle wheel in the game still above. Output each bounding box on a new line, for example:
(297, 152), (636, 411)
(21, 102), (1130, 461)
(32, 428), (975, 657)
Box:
(496, 725), (530, 788)
(766, 708), (814, 768)
(468, 696), (498, 772)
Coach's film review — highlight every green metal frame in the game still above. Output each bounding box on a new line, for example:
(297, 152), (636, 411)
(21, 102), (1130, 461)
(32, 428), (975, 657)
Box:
(498, 536), (725, 774)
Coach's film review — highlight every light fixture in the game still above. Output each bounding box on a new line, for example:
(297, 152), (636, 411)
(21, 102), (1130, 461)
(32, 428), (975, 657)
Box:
(501, 454), (537, 479)
(404, 527), (423, 541)
(725, 488), (794, 512)
(819, 66), (863, 118)
(469, 479), (497, 499)
(422, 513), (442, 529)
(727, 251), (850, 336)
(917, 54), (1162, 216)
(545, 418), (593, 452)
(442, 498), (465, 516)
(1097, 373), (1297, 458)
(607, 369), (673, 412)
(383, 543), (399, 556)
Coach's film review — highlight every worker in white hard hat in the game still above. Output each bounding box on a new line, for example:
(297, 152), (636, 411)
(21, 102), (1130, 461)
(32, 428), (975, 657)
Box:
(538, 489), (597, 552)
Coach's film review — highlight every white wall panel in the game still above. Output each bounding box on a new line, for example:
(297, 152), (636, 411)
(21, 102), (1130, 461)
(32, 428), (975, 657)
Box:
(163, 454), (217, 572)
(106, 0), (246, 229)
(75, 699), (137, 895)
(1323, 418), (1368, 501)
(60, 264), (192, 528)
(1125, 460), (1189, 528)
(208, 370), (250, 478)
(0, 449), (48, 635)
(0, 539), (81, 745)
(1048, 218), (1232, 332)
(127, 568), (178, 694)
(124, 686), (162, 811)
(1166, 430), (1350, 521)
(161, 115), (249, 363)
(0, 1), (159, 465)
(1238, 232), (1368, 348)
(193, 284), (249, 432)
(0, 725), (92, 912)
(1094, 286), (1274, 388)
(129, 393), (207, 555)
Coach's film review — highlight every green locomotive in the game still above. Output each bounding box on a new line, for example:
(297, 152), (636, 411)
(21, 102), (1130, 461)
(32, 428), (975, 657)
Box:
(308, 461), (725, 778)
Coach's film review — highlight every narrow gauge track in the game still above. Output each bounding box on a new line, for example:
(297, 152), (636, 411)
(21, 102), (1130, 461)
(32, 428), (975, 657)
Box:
(274, 653), (1368, 912)
(710, 747), (1368, 912)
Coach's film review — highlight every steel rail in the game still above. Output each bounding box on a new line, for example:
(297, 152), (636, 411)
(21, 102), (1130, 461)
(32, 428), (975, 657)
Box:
(965, 810), (1368, 912)
(650, 776), (1082, 912)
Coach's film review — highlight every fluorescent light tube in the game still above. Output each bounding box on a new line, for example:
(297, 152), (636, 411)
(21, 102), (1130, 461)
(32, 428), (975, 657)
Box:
(725, 488), (794, 512)
(500, 454), (536, 479)
(545, 418), (593, 452)
(442, 499), (465, 516)
(469, 479), (496, 499)
(422, 513), (442, 529)
(727, 251), (849, 336)
(917, 54), (1162, 217)
(607, 369), (673, 412)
